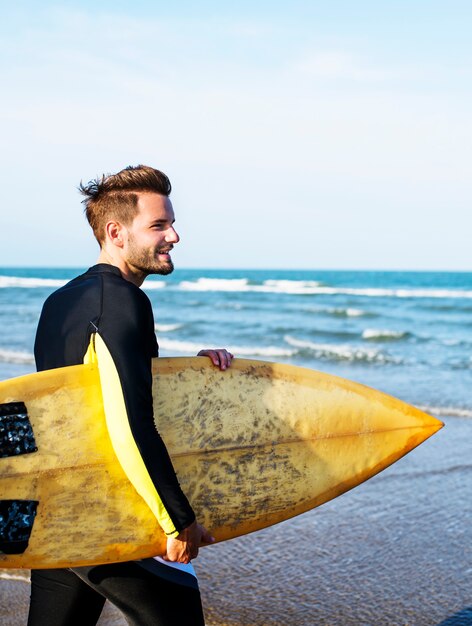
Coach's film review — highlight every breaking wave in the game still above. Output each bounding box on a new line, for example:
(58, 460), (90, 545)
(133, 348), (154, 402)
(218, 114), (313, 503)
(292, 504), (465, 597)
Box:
(0, 349), (35, 364)
(284, 335), (401, 364)
(176, 278), (472, 299)
(418, 405), (472, 419)
(155, 323), (183, 333)
(362, 329), (410, 341)
(158, 338), (296, 358)
(0, 276), (66, 288)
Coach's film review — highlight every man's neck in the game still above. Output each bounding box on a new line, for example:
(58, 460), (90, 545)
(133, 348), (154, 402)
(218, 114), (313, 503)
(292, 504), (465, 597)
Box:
(96, 249), (146, 287)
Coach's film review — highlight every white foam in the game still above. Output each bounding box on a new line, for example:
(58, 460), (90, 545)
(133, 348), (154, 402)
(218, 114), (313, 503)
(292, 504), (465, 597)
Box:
(346, 308), (366, 316)
(3, 273), (471, 299)
(329, 307), (367, 317)
(317, 287), (472, 299)
(284, 335), (398, 364)
(262, 279), (323, 294)
(179, 278), (251, 292)
(0, 349), (35, 364)
(142, 280), (167, 290)
(158, 338), (295, 358)
(418, 405), (472, 419)
(179, 278), (322, 295)
(154, 323), (183, 332)
(175, 278), (472, 299)
(362, 329), (408, 341)
(0, 275), (66, 288)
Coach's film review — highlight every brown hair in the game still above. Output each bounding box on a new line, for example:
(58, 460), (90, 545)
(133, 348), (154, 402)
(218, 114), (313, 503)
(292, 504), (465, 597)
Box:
(79, 165), (172, 244)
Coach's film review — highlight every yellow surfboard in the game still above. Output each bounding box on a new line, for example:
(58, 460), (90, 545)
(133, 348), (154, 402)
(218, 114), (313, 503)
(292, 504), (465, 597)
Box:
(0, 357), (442, 569)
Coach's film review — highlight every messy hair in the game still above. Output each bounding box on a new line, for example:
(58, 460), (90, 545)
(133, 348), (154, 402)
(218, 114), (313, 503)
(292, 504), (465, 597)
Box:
(79, 165), (172, 244)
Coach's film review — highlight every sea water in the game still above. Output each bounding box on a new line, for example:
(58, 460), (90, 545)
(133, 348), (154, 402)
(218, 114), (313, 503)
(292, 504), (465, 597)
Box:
(1, 267), (471, 417)
(1, 267), (471, 625)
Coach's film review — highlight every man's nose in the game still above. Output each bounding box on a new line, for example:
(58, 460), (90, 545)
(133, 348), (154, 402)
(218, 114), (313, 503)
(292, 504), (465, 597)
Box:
(166, 226), (180, 244)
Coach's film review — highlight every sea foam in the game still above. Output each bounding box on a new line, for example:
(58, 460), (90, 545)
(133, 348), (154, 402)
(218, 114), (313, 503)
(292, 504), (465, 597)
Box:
(175, 278), (472, 299)
(419, 405), (472, 419)
(142, 280), (167, 290)
(154, 323), (183, 333)
(178, 278), (324, 295)
(179, 278), (251, 292)
(0, 349), (35, 364)
(362, 329), (409, 341)
(284, 335), (400, 364)
(0, 276), (66, 288)
(158, 338), (295, 358)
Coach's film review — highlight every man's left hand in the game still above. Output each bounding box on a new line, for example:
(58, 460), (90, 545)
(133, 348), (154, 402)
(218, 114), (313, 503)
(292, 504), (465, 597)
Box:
(197, 348), (234, 371)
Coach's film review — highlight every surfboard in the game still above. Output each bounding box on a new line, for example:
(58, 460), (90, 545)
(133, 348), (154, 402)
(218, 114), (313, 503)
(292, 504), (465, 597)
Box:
(0, 357), (442, 569)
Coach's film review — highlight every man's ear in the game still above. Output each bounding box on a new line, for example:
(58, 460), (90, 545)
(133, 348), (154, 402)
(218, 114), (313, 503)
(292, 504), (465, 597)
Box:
(105, 221), (125, 248)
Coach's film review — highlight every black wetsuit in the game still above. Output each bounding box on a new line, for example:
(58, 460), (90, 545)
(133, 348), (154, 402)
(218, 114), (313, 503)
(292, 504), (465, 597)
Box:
(28, 264), (205, 626)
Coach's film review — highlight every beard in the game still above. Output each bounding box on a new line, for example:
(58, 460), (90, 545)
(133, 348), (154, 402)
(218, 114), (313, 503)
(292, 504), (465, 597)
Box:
(126, 237), (175, 276)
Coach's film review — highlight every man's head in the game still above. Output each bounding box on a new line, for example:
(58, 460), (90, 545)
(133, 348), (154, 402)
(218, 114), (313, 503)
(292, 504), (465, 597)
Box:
(80, 165), (172, 245)
(80, 165), (179, 283)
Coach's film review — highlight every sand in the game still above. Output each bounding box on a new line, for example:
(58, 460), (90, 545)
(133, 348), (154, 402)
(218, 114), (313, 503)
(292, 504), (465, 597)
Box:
(1, 415), (471, 625)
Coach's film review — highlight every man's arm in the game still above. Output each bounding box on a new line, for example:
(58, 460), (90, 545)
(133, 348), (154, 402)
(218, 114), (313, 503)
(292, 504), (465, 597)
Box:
(100, 279), (197, 537)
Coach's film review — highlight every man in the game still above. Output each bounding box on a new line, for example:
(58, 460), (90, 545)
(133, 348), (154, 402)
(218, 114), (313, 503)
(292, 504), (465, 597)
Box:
(28, 165), (233, 626)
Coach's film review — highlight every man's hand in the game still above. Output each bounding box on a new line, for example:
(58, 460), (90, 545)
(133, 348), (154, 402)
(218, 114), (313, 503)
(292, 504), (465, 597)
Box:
(163, 520), (215, 564)
(197, 348), (234, 371)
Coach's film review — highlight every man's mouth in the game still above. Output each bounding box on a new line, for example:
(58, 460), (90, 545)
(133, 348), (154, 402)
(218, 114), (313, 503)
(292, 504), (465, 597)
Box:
(157, 247), (172, 259)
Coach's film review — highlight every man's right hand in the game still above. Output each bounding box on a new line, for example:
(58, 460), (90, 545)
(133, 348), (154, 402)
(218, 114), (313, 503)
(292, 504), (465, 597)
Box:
(163, 520), (215, 564)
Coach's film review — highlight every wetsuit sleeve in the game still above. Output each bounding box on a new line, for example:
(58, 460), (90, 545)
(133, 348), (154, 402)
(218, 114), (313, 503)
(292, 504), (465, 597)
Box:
(96, 277), (195, 536)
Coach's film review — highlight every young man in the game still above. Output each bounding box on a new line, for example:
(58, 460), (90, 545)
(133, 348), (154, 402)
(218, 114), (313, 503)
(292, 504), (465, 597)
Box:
(28, 165), (233, 626)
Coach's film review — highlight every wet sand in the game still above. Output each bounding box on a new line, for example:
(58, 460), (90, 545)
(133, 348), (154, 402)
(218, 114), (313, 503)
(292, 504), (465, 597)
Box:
(1, 415), (471, 625)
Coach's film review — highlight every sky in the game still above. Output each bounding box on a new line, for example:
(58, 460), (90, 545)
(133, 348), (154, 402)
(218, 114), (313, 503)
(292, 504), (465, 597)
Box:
(1, 1), (471, 270)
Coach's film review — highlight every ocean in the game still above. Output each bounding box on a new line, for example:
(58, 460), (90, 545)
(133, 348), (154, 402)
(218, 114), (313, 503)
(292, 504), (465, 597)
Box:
(1, 267), (471, 417)
(1, 267), (471, 625)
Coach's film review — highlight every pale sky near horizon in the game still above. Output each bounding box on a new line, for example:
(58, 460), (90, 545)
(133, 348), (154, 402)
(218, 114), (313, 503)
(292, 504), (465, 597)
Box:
(1, 1), (471, 270)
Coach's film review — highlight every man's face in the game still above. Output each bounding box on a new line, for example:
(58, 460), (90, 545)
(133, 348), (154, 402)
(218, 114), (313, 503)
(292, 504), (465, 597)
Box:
(123, 192), (180, 276)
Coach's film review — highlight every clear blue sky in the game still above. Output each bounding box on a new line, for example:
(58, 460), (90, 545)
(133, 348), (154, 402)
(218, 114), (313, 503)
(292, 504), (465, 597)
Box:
(1, 1), (471, 270)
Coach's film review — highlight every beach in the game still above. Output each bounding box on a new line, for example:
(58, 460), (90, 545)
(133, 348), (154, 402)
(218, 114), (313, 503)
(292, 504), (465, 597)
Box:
(1, 268), (471, 624)
(2, 414), (471, 625)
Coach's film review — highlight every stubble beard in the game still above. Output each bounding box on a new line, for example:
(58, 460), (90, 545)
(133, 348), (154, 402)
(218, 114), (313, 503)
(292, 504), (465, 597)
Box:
(127, 239), (175, 277)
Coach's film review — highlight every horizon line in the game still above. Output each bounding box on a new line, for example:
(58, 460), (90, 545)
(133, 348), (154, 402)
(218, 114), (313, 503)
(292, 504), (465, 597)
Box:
(1, 265), (471, 274)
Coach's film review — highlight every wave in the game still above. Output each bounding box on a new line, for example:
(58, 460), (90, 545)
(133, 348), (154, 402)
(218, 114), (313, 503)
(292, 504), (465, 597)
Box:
(3, 273), (472, 300)
(328, 307), (369, 318)
(262, 279), (324, 294)
(284, 335), (401, 364)
(176, 278), (472, 299)
(301, 306), (371, 318)
(418, 405), (472, 419)
(0, 276), (66, 288)
(216, 302), (246, 310)
(180, 278), (251, 292)
(178, 278), (324, 295)
(158, 338), (296, 358)
(323, 287), (472, 299)
(142, 280), (166, 290)
(313, 329), (360, 341)
(362, 329), (410, 342)
(0, 349), (35, 364)
(154, 323), (183, 333)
